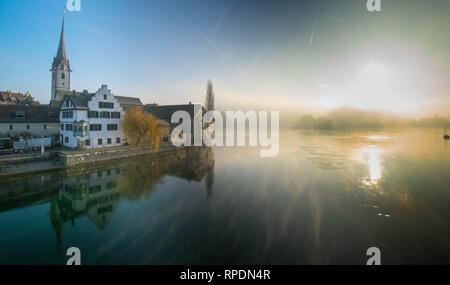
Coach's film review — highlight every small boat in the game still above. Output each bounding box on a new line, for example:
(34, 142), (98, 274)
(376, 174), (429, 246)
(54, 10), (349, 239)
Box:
(444, 134), (450, 140)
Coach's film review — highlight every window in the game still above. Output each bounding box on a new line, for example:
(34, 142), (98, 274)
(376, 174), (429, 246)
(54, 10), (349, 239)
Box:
(61, 73), (65, 79)
(27, 125), (30, 130)
(103, 95), (107, 100)
(98, 138), (103, 145)
(44, 124), (47, 129)
(111, 112), (121, 119)
(98, 205), (113, 215)
(107, 138), (112, 144)
(86, 200), (97, 208)
(85, 139), (91, 146)
(116, 137), (121, 144)
(106, 181), (117, 190)
(65, 124), (73, 131)
(62, 111), (73, 119)
(61, 124), (64, 130)
(88, 111), (99, 118)
(100, 111), (110, 119)
(15, 111), (25, 119)
(89, 185), (101, 194)
(65, 137), (69, 143)
(107, 124), (118, 131)
(90, 124), (102, 131)
(9, 125), (13, 130)
(99, 102), (114, 109)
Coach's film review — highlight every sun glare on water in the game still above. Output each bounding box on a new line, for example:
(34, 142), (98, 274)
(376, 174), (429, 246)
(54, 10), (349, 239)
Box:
(355, 143), (384, 187)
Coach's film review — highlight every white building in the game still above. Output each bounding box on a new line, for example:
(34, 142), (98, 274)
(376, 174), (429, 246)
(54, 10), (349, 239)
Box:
(0, 104), (59, 138)
(50, 15), (143, 149)
(59, 85), (141, 149)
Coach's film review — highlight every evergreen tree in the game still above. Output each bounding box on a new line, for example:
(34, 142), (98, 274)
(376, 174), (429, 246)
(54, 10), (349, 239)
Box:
(205, 80), (215, 111)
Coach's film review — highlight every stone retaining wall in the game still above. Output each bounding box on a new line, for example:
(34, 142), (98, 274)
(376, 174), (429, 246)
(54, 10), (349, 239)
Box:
(0, 152), (56, 165)
(56, 143), (186, 167)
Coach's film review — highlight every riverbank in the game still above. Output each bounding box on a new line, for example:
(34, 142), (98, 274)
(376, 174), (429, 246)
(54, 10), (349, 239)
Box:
(58, 142), (177, 167)
(0, 146), (214, 213)
(0, 151), (57, 165)
(0, 142), (188, 179)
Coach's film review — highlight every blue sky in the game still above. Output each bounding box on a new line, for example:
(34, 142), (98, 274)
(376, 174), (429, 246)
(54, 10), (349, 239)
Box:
(0, 0), (449, 116)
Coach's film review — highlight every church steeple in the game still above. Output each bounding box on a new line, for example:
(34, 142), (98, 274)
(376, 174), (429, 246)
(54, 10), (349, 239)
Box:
(52, 11), (71, 71)
(51, 11), (71, 101)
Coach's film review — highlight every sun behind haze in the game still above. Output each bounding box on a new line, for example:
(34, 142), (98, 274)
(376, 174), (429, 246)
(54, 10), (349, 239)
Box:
(0, 0), (448, 117)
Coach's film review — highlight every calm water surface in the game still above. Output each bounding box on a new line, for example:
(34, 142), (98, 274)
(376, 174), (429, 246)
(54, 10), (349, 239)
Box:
(0, 128), (449, 264)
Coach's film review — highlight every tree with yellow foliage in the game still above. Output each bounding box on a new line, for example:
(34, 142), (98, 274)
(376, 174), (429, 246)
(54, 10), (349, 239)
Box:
(123, 108), (161, 151)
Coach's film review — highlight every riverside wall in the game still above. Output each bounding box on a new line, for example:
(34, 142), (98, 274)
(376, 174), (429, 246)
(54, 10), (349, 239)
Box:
(0, 152), (56, 165)
(56, 143), (187, 167)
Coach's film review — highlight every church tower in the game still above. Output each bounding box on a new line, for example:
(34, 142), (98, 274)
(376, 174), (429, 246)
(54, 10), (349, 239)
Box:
(51, 12), (71, 101)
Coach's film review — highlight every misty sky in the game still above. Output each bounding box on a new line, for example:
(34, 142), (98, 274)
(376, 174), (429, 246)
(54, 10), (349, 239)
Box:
(0, 0), (448, 116)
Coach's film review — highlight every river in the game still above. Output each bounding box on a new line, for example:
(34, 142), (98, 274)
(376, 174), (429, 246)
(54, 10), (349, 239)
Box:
(0, 128), (449, 264)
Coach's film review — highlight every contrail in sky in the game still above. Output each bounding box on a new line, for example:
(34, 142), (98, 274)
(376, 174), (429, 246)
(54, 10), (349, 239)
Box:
(325, 14), (345, 23)
(309, 17), (317, 47)
(309, 13), (344, 47)
(158, 0), (244, 77)
(212, 0), (235, 34)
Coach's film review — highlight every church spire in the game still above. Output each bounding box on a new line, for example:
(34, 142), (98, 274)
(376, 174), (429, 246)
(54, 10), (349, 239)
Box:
(52, 10), (71, 71)
(56, 11), (67, 60)
(51, 11), (71, 101)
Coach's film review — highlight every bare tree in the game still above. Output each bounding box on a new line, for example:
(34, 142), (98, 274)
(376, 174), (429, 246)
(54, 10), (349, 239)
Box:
(205, 80), (215, 111)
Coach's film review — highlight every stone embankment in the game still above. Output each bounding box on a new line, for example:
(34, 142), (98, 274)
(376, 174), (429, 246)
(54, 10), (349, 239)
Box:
(0, 143), (193, 177)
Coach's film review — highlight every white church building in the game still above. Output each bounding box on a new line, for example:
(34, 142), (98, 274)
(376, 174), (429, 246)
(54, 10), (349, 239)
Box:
(52, 14), (142, 149)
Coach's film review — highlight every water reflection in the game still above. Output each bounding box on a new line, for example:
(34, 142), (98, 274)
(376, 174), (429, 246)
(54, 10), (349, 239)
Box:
(1, 147), (214, 259)
(297, 131), (386, 186)
(359, 145), (383, 186)
(1, 129), (450, 264)
(367, 145), (382, 184)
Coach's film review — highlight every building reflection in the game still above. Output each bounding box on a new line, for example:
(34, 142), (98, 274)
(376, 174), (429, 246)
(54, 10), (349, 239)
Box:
(0, 147), (214, 257)
(52, 170), (121, 229)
